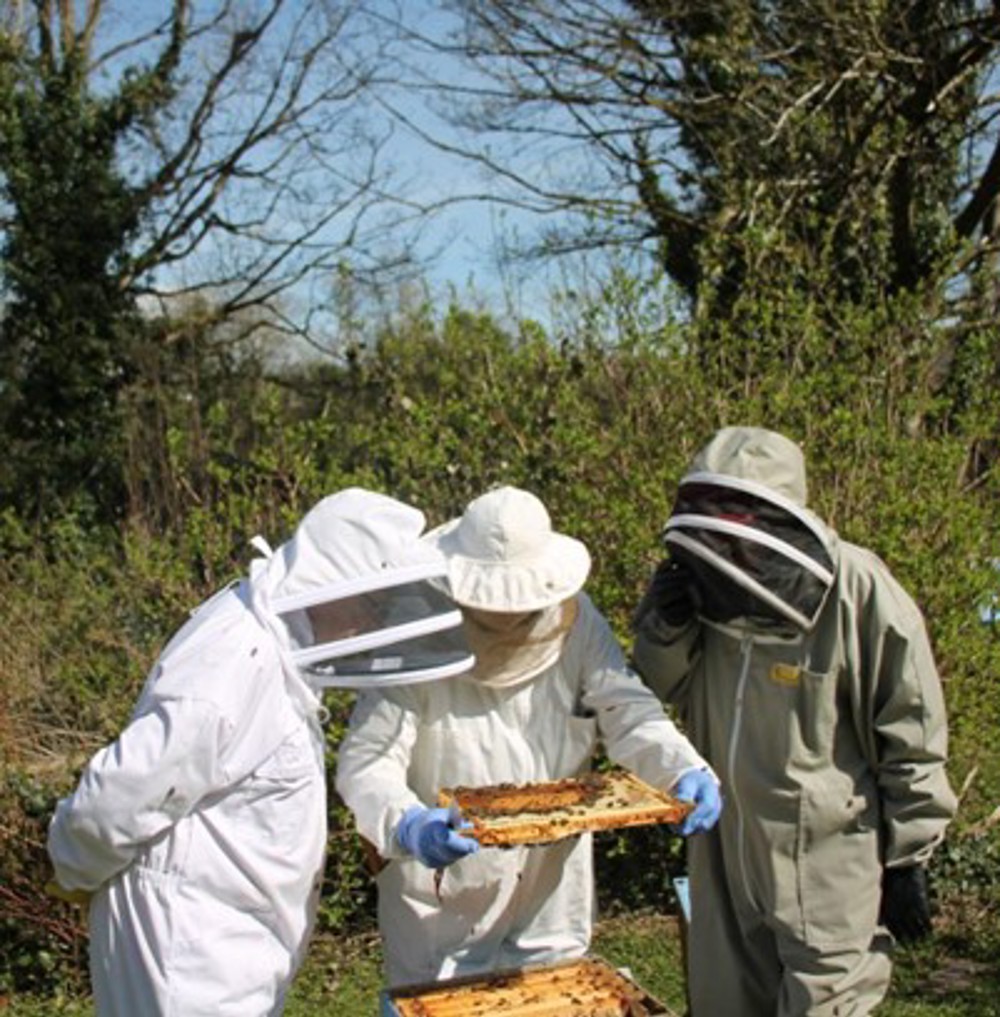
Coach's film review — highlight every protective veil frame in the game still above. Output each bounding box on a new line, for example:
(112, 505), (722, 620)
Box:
(663, 471), (835, 630)
(270, 562), (474, 689)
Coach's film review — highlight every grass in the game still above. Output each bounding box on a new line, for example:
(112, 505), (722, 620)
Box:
(284, 931), (385, 1016)
(3, 908), (998, 1014)
(592, 914), (689, 1013)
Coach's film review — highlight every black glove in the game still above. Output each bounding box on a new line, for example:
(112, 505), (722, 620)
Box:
(634, 558), (697, 628)
(880, 865), (933, 944)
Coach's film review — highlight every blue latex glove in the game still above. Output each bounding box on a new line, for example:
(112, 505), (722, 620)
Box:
(672, 769), (722, 836)
(396, 805), (480, 869)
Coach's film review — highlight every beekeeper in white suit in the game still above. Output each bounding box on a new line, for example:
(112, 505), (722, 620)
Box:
(47, 488), (474, 1017)
(336, 485), (720, 988)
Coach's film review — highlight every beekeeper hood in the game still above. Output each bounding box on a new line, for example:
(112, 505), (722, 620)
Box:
(248, 488), (473, 693)
(423, 486), (591, 687)
(663, 427), (837, 631)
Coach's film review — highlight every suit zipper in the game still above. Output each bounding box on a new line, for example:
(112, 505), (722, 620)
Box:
(727, 633), (759, 911)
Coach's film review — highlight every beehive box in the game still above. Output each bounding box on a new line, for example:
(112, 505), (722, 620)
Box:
(381, 956), (677, 1016)
(437, 768), (691, 847)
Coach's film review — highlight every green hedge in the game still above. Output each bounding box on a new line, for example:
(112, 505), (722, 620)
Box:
(2, 288), (998, 996)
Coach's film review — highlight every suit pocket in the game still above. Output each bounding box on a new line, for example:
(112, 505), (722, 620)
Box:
(227, 722), (324, 841)
(800, 780), (880, 946)
(790, 666), (839, 763)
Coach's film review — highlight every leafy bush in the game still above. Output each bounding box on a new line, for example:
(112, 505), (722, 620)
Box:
(2, 277), (998, 995)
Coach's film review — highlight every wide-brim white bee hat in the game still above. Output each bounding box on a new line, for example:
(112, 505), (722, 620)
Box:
(424, 486), (591, 612)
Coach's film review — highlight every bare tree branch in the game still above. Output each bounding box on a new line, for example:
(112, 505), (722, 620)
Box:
(370, 0), (1000, 317)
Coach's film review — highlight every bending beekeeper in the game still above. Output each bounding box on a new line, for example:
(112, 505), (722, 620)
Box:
(47, 489), (473, 1017)
(632, 426), (957, 1016)
(336, 485), (721, 988)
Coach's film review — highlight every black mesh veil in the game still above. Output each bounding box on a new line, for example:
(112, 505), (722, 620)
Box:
(664, 475), (834, 630)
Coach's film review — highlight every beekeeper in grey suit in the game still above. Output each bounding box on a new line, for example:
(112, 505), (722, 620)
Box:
(632, 426), (957, 1017)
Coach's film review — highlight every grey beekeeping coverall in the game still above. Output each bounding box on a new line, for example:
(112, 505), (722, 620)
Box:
(633, 427), (957, 1016)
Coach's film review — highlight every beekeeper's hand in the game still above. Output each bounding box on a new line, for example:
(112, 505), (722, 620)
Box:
(880, 865), (933, 944)
(45, 880), (92, 907)
(671, 769), (722, 836)
(633, 558), (697, 630)
(396, 805), (480, 869)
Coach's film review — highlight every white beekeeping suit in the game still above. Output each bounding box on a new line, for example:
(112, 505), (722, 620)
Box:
(336, 486), (718, 988)
(47, 488), (472, 1017)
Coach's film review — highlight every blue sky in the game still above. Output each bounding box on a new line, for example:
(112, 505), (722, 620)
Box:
(97, 0), (567, 330)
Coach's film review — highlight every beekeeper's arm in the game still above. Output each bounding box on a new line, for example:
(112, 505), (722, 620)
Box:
(335, 690), (425, 859)
(853, 558), (958, 942)
(864, 564), (958, 869)
(576, 595), (711, 788)
(47, 693), (230, 892)
(577, 596), (720, 834)
(631, 559), (703, 709)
